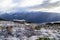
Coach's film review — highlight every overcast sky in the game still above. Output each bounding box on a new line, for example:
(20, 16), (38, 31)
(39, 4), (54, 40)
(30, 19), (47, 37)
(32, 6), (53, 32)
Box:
(0, 0), (60, 14)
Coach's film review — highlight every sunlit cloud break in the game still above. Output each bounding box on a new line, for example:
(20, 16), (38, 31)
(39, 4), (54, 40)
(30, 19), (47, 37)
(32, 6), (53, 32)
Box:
(0, 0), (60, 14)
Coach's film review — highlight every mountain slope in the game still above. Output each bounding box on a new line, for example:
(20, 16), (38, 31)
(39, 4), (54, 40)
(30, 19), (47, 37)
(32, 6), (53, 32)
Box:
(0, 12), (60, 23)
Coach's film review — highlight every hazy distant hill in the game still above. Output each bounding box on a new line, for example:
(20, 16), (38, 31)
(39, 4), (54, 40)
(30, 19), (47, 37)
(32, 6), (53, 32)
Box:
(0, 12), (60, 23)
(0, 17), (6, 21)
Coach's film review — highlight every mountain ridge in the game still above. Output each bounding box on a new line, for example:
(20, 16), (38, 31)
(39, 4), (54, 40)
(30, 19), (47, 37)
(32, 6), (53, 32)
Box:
(0, 12), (60, 23)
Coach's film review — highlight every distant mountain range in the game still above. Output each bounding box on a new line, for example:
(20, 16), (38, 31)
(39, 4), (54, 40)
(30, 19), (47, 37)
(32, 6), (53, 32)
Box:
(0, 18), (6, 21)
(0, 12), (60, 23)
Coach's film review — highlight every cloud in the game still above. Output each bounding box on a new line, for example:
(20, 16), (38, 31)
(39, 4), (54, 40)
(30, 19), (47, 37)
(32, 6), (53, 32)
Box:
(28, 0), (60, 8)
(28, 0), (60, 13)
(18, 0), (44, 7)
(0, 0), (60, 14)
(0, 0), (44, 14)
(0, 0), (18, 13)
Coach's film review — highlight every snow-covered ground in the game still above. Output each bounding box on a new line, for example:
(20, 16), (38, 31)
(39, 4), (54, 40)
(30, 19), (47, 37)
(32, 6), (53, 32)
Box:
(0, 25), (60, 40)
